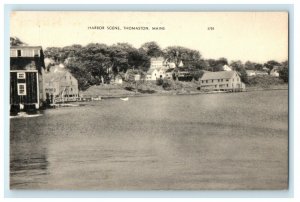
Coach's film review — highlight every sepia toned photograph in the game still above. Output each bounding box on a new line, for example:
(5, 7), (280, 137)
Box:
(9, 11), (289, 190)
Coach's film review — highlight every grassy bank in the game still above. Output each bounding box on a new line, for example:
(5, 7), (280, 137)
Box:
(246, 76), (288, 91)
(80, 80), (201, 98)
(80, 76), (288, 98)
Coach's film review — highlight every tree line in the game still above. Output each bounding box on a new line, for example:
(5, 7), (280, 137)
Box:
(10, 37), (288, 90)
(43, 41), (209, 90)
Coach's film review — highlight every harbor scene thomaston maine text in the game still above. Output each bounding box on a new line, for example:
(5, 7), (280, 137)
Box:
(9, 12), (288, 190)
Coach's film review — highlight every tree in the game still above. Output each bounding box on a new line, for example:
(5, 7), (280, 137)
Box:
(190, 70), (204, 81)
(61, 44), (83, 62)
(110, 43), (150, 75)
(163, 46), (203, 80)
(217, 57), (228, 66)
(10, 37), (27, 46)
(63, 42), (151, 89)
(163, 46), (187, 68)
(279, 60), (288, 82)
(254, 63), (263, 71)
(66, 59), (95, 90)
(139, 41), (163, 58)
(44, 47), (63, 63)
(197, 59), (209, 70)
(181, 49), (202, 69)
(206, 57), (229, 72)
(244, 61), (256, 70)
(163, 46), (202, 69)
(230, 60), (248, 83)
(127, 49), (150, 72)
(264, 60), (281, 73)
(109, 44), (130, 75)
(65, 43), (113, 87)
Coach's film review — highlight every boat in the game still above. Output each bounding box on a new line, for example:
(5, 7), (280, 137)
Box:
(120, 97), (129, 101)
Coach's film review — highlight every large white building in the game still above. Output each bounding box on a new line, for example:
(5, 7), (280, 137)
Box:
(146, 57), (178, 81)
(200, 71), (245, 92)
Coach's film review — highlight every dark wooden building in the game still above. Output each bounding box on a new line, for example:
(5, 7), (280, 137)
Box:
(10, 46), (46, 112)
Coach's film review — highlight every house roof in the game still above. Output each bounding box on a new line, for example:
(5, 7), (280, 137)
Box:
(44, 66), (68, 83)
(165, 68), (174, 73)
(200, 71), (237, 80)
(11, 46), (43, 49)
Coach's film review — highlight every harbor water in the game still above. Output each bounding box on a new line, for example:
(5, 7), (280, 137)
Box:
(10, 90), (288, 190)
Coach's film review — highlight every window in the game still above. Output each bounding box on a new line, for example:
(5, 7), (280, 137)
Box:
(212, 80), (214, 83)
(202, 80), (204, 83)
(17, 83), (26, 95)
(221, 79), (223, 82)
(206, 80), (208, 83)
(226, 79), (229, 82)
(17, 50), (21, 57)
(227, 84), (228, 87)
(17, 72), (26, 79)
(218, 79), (220, 82)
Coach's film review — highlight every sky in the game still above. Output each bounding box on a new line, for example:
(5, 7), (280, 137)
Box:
(10, 11), (288, 63)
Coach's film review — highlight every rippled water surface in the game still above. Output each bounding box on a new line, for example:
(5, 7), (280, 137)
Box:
(10, 90), (288, 190)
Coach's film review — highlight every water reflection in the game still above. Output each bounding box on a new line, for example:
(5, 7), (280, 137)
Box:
(10, 116), (49, 189)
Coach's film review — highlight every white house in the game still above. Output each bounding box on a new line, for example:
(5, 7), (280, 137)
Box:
(146, 57), (174, 81)
(270, 67), (280, 77)
(223, 65), (232, 71)
(146, 69), (159, 81)
(246, 70), (256, 77)
(150, 57), (165, 69)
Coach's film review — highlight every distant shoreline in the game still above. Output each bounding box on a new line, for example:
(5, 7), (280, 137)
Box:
(78, 85), (288, 101)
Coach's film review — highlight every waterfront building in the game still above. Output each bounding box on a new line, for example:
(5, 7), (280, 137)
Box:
(43, 64), (79, 103)
(10, 46), (46, 111)
(200, 71), (245, 92)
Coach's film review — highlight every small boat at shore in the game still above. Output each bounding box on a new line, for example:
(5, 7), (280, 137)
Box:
(120, 97), (129, 101)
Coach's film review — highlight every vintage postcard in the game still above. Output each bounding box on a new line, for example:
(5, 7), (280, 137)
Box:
(9, 11), (288, 190)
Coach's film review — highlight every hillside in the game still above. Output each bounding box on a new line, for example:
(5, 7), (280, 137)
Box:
(246, 76), (288, 90)
(80, 80), (201, 98)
